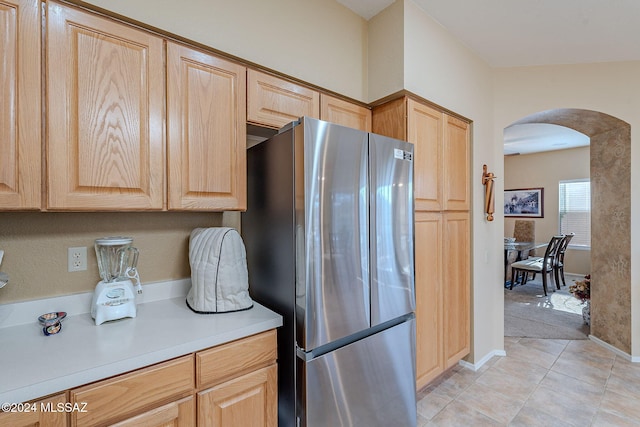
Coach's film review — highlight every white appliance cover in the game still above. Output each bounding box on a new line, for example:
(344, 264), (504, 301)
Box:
(187, 227), (253, 313)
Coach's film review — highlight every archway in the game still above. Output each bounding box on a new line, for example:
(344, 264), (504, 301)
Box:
(506, 108), (631, 353)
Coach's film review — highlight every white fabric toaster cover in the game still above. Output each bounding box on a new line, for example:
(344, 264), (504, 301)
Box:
(186, 227), (253, 313)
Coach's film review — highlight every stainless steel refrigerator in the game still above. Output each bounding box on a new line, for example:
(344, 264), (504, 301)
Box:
(242, 117), (416, 427)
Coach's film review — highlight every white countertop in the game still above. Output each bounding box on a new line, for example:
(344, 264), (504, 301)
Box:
(0, 280), (282, 404)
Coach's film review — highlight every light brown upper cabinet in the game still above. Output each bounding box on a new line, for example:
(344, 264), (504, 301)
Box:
(320, 94), (371, 131)
(247, 69), (319, 129)
(167, 42), (247, 211)
(0, 0), (41, 210)
(443, 114), (470, 211)
(46, 1), (165, 210)
(372, 96), (469, 212)
(407, 100), (444, 211)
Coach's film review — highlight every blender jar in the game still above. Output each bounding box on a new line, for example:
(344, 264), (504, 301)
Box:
(95, 237), (135, 282)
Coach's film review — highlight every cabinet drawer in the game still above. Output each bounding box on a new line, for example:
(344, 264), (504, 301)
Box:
(196, 330), (277, 389)
(70, 355), (194, 426)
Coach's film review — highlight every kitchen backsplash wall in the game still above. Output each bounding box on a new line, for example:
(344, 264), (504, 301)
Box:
(0, 211), (240, 303)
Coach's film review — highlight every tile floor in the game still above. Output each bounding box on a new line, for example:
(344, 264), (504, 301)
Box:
(417, 337), (640, 426)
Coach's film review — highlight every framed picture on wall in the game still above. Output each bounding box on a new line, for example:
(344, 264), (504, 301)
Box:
(504, 188), (544, 218)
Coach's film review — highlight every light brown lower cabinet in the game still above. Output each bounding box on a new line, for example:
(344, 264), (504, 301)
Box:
(1, 330), (277, 427)
(415, 211), (470, 390)
(415, 212), (443, 389)
(111, 396), (195, 427)
(69, 355), (194, 426)
(0, 393), (67, 427)
(442, 212), (471, 369)
(198, 365), (277, 427)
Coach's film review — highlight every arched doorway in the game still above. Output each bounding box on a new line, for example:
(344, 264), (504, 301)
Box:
(506, 108), (631, 353)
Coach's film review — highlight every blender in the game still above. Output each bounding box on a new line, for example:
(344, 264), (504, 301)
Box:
(91, 237), (142, 325)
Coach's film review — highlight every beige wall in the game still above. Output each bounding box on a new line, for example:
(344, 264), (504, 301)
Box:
(0, 212), (233, 302)
(80, 0), (369, 102)
(494, 61), (640, 356)
(504, 147), (591, 275)
(368, 1), (404, 101)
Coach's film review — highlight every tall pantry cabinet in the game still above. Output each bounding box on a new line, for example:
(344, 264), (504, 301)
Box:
(0, 0), (41, 209)
(373, 96), (470, 390)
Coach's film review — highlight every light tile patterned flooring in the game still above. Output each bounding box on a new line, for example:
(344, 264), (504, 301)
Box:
(417, 338), (640, 426)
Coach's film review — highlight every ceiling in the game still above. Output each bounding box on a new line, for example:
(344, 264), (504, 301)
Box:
(336, 0), (640, 154)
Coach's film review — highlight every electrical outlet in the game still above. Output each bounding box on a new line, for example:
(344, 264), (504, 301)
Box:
(68, 247), (87, 272)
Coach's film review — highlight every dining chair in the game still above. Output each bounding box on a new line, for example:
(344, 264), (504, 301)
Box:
(509, 219), (536, 282)
(554, 233), (575, 287)
(510, 235), (564, 296)
(513, 220), (536, 258)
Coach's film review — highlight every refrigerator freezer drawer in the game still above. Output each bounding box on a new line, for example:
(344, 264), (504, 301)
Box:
(299, 318), (416, 427)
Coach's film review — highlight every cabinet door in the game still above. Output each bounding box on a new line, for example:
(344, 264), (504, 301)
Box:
(0, 393), (66, 427)
(442, 114), (470, 211)
(46, 1), (164, 210)
(320, 94), (371, 131)
(442, 212), (470, 368)
(111, 396), (195, 427)
(0, 0), (41, 210)
(198, 364), (277, 427)
(407, 99), (443, 212)
(167, 42), (246, 211)
(415, 212), (443, 390)
(247, 69), (319, 129)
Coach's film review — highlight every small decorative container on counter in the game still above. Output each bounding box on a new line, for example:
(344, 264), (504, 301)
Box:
(38, 311), (67, 326)
(43, 322), (63, 336)
(38, 312), (67, 335)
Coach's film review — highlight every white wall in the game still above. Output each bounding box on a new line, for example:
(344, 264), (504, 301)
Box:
(494, 61), (640, 356)
(81, 0), (369, 101)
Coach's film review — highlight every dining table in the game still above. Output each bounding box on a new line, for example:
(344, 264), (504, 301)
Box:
(504, 241), (547, 286)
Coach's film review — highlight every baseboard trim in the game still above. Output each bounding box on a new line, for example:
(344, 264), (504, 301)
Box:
(459, 349), (506, 372)
(589, 335), (640, 363)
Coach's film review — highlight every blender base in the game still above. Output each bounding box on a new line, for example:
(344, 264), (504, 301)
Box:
(91, 280), (137, 325)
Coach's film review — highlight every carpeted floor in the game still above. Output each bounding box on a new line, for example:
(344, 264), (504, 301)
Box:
(504, 273), (591, 339)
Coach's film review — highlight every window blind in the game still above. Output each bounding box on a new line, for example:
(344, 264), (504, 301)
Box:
(558, 179), (591, 248)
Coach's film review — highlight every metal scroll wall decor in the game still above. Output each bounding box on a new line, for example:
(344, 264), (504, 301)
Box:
(482, 164), (496, 221)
